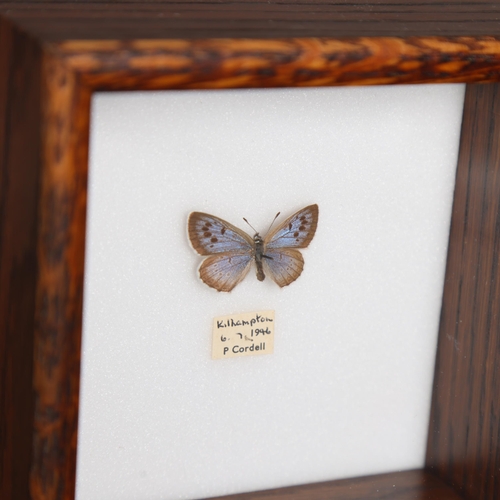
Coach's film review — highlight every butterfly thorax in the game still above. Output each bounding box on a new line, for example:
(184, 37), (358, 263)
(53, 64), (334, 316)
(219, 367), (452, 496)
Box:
(253, 233), (267, 281)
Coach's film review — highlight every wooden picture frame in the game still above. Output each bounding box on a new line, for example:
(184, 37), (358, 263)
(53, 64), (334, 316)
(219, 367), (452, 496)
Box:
(1, 2), (499, 499)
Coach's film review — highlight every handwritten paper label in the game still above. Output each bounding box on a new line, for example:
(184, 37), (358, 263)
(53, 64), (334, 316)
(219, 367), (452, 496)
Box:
(212, 310), (275, 359)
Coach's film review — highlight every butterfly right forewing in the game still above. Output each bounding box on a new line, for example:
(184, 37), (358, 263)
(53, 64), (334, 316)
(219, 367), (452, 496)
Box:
(263, 204), (318, 287)
(265, 204), (318, 250)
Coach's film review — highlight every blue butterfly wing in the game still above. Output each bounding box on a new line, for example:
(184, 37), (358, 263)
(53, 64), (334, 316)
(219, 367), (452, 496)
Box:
(262, 204), (318, 287)
(265, 204), (318, 250)
(188, 211), (254, 292)
(262, 248), (304, 288)
(188, 212), (253, 255)
(199, 252), (253, 292)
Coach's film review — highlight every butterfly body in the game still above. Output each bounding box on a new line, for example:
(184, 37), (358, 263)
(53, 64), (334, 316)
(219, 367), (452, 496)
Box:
(188, 204), (318, 292)
(253, 233), (267, 281)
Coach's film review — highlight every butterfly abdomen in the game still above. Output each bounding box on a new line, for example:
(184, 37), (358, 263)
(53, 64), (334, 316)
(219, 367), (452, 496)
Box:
(253, 233), (266, 281)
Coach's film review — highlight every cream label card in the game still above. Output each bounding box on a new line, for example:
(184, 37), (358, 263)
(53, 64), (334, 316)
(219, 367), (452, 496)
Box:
(212, 310), (275, 359)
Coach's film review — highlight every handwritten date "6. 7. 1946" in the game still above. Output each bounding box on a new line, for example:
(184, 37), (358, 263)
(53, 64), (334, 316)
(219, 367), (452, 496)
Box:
(220, 327), (271, 342)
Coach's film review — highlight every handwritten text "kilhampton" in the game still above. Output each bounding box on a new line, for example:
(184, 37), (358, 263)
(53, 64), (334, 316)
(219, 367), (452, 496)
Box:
(216, 314), (273, 329)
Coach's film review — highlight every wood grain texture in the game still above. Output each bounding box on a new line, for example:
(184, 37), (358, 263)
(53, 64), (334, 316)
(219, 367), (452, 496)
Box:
(29, 50), (91, 500)
(426, 83), (500, 499)
(0, 17), (41, 500)
(1, 0), (500, 40)
(211, 470), (464, 500)
(4, 3), (500, 88)
(46, 36), (500, 90)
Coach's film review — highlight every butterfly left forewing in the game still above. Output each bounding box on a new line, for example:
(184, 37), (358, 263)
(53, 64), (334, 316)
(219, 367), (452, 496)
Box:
(262, 248), (304, 288)
(188, 211), (254, 292)
(188, 212), (253, 256)
(265, 204), (318, 249)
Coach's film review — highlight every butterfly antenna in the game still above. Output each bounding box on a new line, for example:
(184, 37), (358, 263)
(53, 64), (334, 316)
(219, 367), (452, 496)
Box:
(265, 212), (281, 235)
(243, 218), (259, 234)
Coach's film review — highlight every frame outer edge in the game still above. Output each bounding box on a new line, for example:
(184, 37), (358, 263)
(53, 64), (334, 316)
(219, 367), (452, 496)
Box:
(30, 48), (90, 500)
(57, 37), (500, 90)
(17, 31), (499, 500)
(0, 16), (43, 500)
(426, 83), (500, 500)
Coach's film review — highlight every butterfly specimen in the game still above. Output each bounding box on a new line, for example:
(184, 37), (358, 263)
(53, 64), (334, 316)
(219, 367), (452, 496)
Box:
(187, 204), (318, 292)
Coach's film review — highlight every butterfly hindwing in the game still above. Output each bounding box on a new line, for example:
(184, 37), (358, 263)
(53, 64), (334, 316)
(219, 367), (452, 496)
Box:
(262, 248), (304, 288)
(188, 212), (253, 256)
(265, 204), (318, 249)
(199, 252), (253, 292)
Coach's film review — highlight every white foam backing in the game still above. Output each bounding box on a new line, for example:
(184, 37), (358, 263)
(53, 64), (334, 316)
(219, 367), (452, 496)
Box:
(77, 84), (466, 500)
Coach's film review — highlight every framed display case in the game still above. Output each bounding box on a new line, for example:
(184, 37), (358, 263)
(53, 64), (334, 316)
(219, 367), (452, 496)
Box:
(1, 2), (499, 500)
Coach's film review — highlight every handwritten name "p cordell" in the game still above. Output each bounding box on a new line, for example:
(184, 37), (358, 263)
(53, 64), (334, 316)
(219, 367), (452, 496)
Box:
(224, 342), (266, 356)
